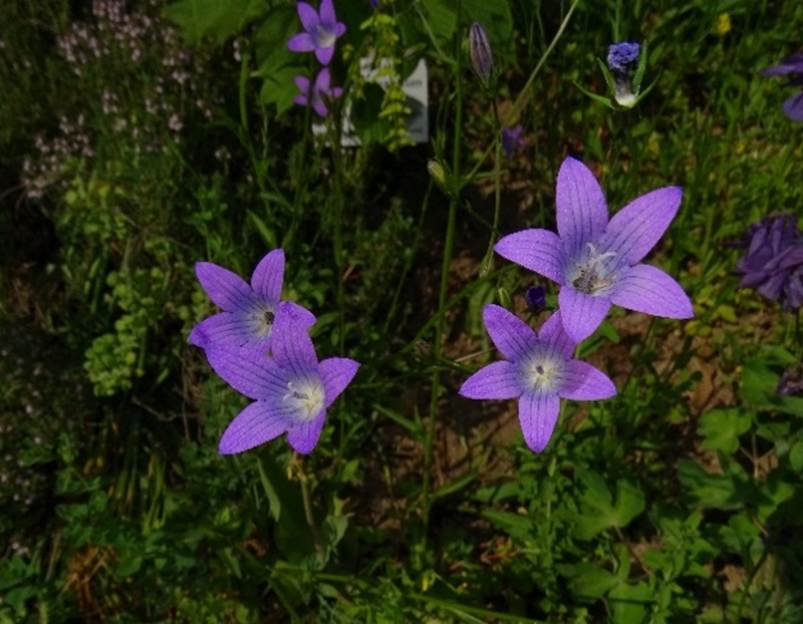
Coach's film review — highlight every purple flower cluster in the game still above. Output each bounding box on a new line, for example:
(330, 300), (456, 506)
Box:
(762, 52), (803, 122)
(191, 250), (359, 455)
(287, 0), (346, 117)
(460, 157), (693, 454)
(736, 214), (803, 310)
(24, 0), (214, 198)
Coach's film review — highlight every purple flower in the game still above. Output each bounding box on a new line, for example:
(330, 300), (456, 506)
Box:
(777, 364), (803, 397)
(469, 22), (493, 86)
(207, 302), (360, 455)
(495, 157), (693, 343)
(189, 249), (315, 353)
(606, 42), (641, 73)
(459, 305), (616, 453)
(736, 214), (803, 310)
(293, 67), (343, 117)
(287, 0), (346, 66)
(502, 125), (525, 158)
(762, 52), (803, 122)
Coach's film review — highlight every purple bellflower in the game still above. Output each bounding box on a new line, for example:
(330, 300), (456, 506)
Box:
(502, 125), (526, 158)
(459, 305), (616, 453)
(495, 157), (693, 343)
(287, 0), (346, 66)
(207, 302), (360, 455)
(189, 249), (315, 353)
(293, 67), (343, 117)
(762, 52), (803, 122)
(736, 214), (803, 310)
(607, 41), (641, 108)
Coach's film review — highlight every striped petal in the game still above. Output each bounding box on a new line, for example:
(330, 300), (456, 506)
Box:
(518, 392), (560, 453)
(494, 228), (564, 283)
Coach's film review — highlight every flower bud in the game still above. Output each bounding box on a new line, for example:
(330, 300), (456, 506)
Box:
(469, 22), (493, 86)
(606, 41), (641, 108)
(427, 159), (447, 189)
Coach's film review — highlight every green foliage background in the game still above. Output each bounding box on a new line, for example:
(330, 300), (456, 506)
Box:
(1, 0), (802, 622)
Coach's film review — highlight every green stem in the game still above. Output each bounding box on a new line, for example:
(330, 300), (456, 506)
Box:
(422, 8), (464, 532)
(481, 101), (504, 274)
(297, 456), (324, 557)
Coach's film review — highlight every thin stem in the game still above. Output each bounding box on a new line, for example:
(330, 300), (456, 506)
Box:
(481, 101), (504, 274)
(422, 3), (464, 533)
(297, 455), (324, 557)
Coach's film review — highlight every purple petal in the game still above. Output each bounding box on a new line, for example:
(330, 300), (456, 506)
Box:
(251, 249), (285, 303)
(558, 360), (616, 401)
(330, 86), (343, 98)
(287, 412), (326, 454)
(335, 22), (346, 37)
(195, 262), (255, 313)
(558, 288), (611, 343)
(762, 53), (803, 76)
(206, 347), (288, 400)
(294, 75), (310, 93)
(518, 392), (560, 453)
(293, 94), (309, 107)
(782, 92), (803, 122)
(218, 401), (289, 454)
(271, 301), (319, 375)
(537, 311), (575, 359)
(288, 32), (316, 53)
(297, 2), (319, 31)
(556, 157), (609, 255)
(494, 229), (564, 284)
(189, 312), (253, 349)
(319, 357), (360, 407)
(603, 186), (682, 264)
(482, 304), (538, 361)
(315, 44), (335, 66)
(611, 263), (694, 319)
(312, 97), (329, 117)
(459, 361), (522, 400)
(319, 0), (336, 26)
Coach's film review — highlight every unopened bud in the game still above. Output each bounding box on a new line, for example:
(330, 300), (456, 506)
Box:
(469, 22), (493, 86)
(427, 159), (447, 189)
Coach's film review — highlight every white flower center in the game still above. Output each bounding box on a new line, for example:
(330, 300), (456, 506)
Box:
(249, 304), (275, 338)
(283, 379), (325, 421)
(568, 242), (618, 296)
(523, 353), (563, 394)
(314, 24), (336, 48)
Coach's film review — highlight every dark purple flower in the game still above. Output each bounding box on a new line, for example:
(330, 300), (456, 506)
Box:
(502, 125), (525, 158)
(459, 305), (616, 453)
(207, 302), (360, 455)
(469, 22), (493, 86)
(525, 285), (546, 311)
(607, 41), (641, 107)
(287, 0), (346, 66)
(495, 157), (693, 343)
(189, 249), (315, 353)
(607, 42), (641, 73)
(737, 214), (803, 309)
(293, 67), (343, 117)
(762, 52), (803, 122)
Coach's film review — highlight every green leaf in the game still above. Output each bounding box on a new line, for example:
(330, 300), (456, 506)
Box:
(573, 474), (645, 540)
(677, 459), (740, 509)
(558, 563), (619, 600)
(419, 0), (457, 42)
(609, 581), (652, 624)
(480, 510), (532, 541)
(698, 408), (751, 455)
(164, 0), (264, 44)
(790, 439), (803, 473)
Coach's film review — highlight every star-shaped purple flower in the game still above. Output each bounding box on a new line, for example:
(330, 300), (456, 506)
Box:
(459, 305), (616, 453)
(293, 67), (343, 117)
(189, 249), (315, 353)
(287, 0), (346, 66)
(495, 157), (693, 343)
(762, 52), (803, 122)
(207, 302), (360, 455)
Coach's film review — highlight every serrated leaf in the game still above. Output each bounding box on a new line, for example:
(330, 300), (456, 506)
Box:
(558, 563), (619, 600)
(698, 408), (751, 455)
(164, 0), (264, 44)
